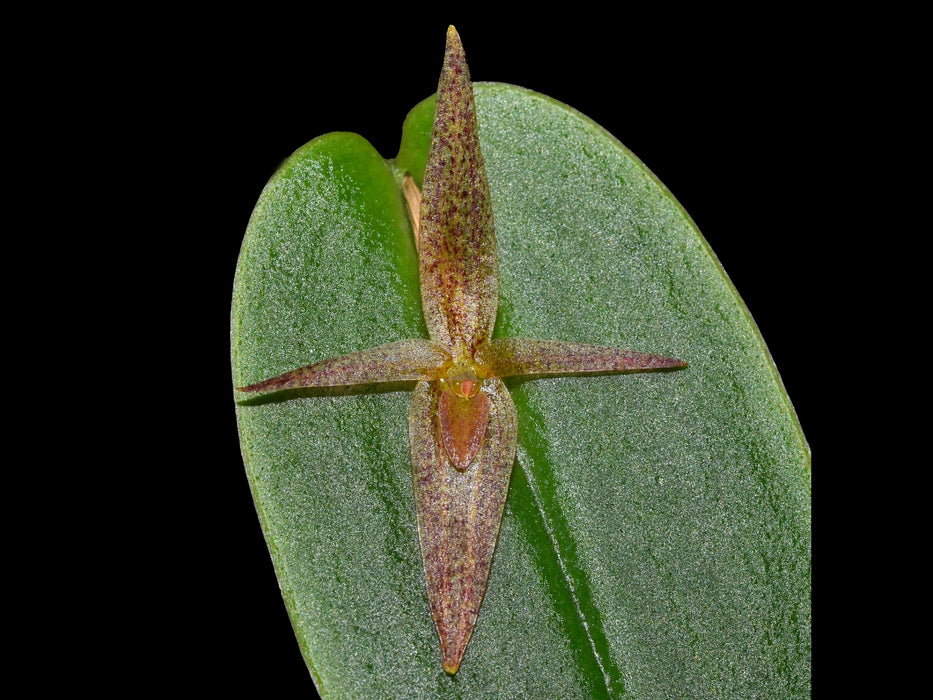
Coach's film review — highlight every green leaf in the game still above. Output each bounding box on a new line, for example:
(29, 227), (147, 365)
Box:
(232, 83), (811, 697)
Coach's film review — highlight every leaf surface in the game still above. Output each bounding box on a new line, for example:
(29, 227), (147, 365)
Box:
(232, 83), (811, 698)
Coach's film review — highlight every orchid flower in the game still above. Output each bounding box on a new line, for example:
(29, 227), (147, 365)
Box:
(239, 26), (686, 674)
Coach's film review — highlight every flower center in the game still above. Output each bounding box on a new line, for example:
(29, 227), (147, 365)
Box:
(443, 363), (483, 399)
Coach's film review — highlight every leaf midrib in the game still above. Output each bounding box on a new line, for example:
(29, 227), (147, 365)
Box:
(510, 385), (625, 698)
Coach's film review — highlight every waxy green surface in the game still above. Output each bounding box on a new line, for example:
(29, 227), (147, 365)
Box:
(232, 82), (811, 696)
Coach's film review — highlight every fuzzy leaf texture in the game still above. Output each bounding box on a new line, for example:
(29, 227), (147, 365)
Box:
(232, 57), (811, 699)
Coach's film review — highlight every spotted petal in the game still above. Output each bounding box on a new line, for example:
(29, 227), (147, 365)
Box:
(418, 27), (498, 355)
(238, 339), (449, 393)
(409, 377), (517, 674)
(484, 338), (687, 378)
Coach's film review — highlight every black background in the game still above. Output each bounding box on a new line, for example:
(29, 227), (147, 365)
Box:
(128, 15), (819, 695)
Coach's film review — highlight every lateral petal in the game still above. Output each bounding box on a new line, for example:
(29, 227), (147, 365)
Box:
(485, 338), (687, 378)
(237, 339), (449, 393)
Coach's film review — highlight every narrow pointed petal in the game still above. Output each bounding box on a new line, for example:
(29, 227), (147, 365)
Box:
(485, 338), (687, 378)
(419, 26), (498, 354)
(409, 377), (517, 674)
(238, 339), (449, 393)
